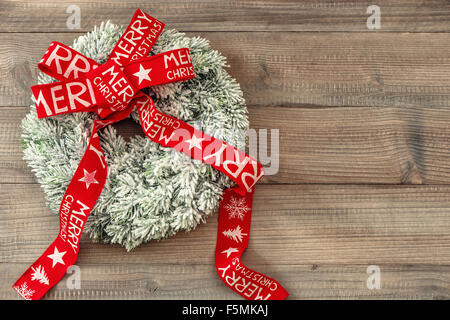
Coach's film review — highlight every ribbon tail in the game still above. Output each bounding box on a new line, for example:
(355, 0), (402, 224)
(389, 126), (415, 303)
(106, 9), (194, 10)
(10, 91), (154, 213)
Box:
(13, 124), (105, 300)
(215, 188), (289, 300)
(13, 106), (133, 300)
(13, 236), (76, 300)
(135, 95), (288, 300)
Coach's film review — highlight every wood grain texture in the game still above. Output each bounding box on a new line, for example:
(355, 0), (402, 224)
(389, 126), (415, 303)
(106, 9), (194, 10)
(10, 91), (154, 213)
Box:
(2, 184), (450, 299)
(2, 0), (450, 33)
(2, 0), (450, 301)
(3, 263), (450, 299)
(3, 105), (450, 185)
(3, 183), (450, 265)
(2, 32), (450, 108)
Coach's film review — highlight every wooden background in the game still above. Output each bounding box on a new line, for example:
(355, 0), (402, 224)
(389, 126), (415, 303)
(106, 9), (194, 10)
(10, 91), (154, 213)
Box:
(2, 0), (450, 300)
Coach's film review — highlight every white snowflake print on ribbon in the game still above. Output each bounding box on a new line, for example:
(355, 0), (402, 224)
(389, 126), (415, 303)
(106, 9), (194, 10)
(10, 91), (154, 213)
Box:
(222, 225), (248, 243)
(224, 197), (249, 220)
(31, 265), (49, 285)
(13, 282), (35, 300)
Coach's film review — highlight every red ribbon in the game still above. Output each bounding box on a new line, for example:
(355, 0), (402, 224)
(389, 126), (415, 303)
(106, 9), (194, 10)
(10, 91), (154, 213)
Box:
(13, 9), (288, 300)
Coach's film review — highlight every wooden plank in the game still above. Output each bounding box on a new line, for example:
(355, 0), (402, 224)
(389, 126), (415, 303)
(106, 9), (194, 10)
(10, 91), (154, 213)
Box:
(1, 0), (450, 33)
(3, 105), (450, 184)
(2, 183), (450, 265)
(2, 32), (450, 108)
(2, 183), (450, 299)
(2, 263), (450, 299)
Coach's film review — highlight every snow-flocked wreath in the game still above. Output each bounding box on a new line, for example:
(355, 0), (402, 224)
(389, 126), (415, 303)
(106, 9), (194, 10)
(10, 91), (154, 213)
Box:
(21, 22), (249, 251)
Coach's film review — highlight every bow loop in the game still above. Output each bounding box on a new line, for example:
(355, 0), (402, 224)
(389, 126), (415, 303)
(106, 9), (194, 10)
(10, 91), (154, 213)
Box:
(31, 77), (97, 118)
(38, 41), (98, 81)
(108, 8), (164, 67)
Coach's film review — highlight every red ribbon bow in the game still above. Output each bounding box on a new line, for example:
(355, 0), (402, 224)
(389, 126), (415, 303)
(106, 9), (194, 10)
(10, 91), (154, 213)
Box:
(13, 9), (288, 300)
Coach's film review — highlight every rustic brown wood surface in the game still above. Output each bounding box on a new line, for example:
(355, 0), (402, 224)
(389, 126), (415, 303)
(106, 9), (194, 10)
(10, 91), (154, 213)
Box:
(1, 0), (450, 300)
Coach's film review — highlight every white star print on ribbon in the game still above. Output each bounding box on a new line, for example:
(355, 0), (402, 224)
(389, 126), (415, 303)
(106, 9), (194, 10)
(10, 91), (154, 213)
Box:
(133, 64), (152, 85)
(78, 169), (99, 189)
(186, 134), (204, 150)
(47, 247), (66, 268)
(221, 247), (239, 258)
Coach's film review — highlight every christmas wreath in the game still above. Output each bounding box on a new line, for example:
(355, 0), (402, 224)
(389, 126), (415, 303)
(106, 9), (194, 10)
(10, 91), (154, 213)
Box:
(15, 9), (288, 300)
(22, 21), (246, 250)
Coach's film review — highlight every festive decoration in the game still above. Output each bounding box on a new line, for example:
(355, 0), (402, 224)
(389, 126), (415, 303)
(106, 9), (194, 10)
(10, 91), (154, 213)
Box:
(22, 18), (246, 252)
(15, 9), (288, 300)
